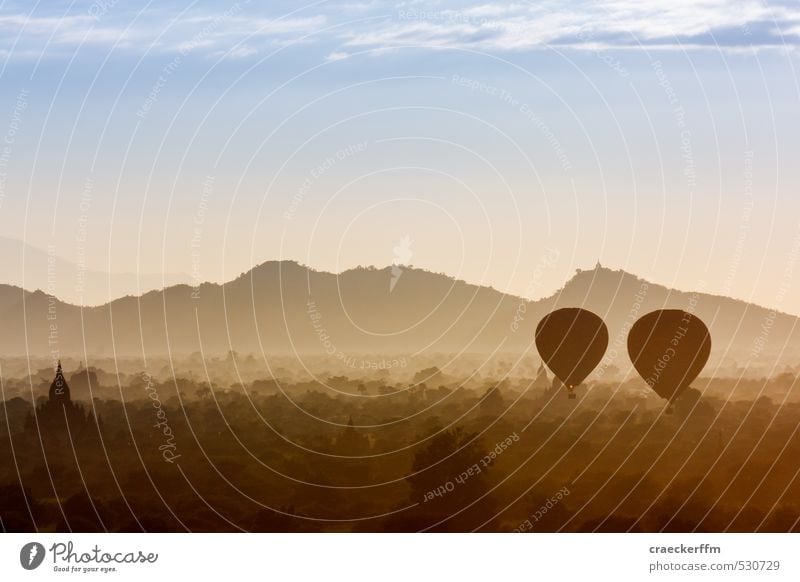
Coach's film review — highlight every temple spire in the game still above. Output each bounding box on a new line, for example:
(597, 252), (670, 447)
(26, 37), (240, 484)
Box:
(49, 360), (71, 403)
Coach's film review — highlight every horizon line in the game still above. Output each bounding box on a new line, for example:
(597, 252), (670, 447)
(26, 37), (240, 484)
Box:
(1, 259), (795, 319)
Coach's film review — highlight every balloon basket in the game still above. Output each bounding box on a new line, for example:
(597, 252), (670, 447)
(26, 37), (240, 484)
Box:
(568, 393), (576, 400)
(665, 405), (675, 415)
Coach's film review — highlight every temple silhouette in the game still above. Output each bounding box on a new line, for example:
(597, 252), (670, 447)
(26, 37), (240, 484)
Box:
(24, 361), (101, 442)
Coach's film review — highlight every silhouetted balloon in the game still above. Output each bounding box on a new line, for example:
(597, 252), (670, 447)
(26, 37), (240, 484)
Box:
(627, 309), (711, 404)
(535, 308), (608, 399)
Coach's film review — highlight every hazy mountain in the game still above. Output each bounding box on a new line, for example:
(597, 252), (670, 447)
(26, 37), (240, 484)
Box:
(0, 236), (190, 306)
(1, 261), (798, 372)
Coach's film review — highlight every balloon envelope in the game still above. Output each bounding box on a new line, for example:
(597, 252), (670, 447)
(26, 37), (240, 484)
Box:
(535, 308), (608, 389)
(627, 309), (711, 402)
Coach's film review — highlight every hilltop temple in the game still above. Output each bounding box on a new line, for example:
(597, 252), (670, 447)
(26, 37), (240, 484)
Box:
(25, 361), (100, 442)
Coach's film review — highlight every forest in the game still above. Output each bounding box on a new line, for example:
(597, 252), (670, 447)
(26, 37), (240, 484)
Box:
(1, 353), (799, 532)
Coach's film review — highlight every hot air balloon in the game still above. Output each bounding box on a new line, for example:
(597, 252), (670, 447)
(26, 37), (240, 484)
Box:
(535, 308), (608, 399)
(627, 309), (711, 412)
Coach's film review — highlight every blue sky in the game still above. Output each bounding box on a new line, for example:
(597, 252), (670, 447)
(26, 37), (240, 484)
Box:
(1, 1), (800, 311)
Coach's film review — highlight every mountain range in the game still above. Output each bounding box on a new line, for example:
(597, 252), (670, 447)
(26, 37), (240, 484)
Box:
(0, 236), (189, 306)
(1, 261), (798, 372)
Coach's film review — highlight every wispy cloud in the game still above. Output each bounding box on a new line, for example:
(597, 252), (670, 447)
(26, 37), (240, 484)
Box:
(0, 0), (798, 62)
(214, 44), (258, 59)
(0, 13), (133, 46)
(0, 6), (327, 59)
(0, 13), (93, 33)
(326, 50), (350, 61)
(344, 0), (800, 53)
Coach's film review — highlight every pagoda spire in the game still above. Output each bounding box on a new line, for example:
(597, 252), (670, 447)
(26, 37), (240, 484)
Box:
(49, 360), (71, 403)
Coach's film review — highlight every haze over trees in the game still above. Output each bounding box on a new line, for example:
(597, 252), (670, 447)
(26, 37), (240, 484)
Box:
(2, 352), (799, 532)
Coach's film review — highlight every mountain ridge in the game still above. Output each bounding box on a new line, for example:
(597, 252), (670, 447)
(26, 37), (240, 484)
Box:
(5, 258), (794, 319)
(0, 261), (797, 370)
(0, 236), (191, 306)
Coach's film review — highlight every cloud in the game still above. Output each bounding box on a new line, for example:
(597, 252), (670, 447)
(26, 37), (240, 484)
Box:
(0, 13), (93, 33)
(0, 7), (327, 59)
(326, 50), (350, 61)
(1, 1), (798, 62)
(177, 38), (216, 52)
(344, 0), (800, 53)
(215, 44), (258, 59)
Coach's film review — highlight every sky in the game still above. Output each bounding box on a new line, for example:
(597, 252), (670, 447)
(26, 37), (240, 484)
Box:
(1, 0), (800, 311)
